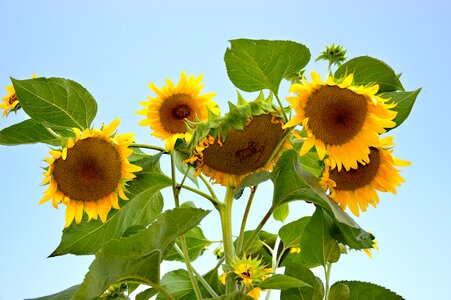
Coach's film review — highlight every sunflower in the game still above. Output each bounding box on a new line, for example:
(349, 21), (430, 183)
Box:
(137, 71), (219, 150)
(320, 136), (410, 216)
(1, 74), (36, 117)
(187, 113), (287, 187)
(285, 70), (397, 171)
(231, 255), (272, 288)
(39, 119), (142, 227)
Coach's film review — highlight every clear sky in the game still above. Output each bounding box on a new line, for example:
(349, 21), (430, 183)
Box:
(0, 0), (450, 299)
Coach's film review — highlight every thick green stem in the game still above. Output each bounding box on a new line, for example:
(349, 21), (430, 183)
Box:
(324, 262), (332, 300)
(274, 93), (288, 122)
(200, 174), (219, 202)
(236, 185), (258, 256)
(219, 186), (236, 293)
(170, 151), (203, 300)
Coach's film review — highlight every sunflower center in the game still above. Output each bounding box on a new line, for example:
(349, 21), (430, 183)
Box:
(329, 147), (380, 191)
(52, 137), (122, 202)
(9, 94), (18, 105)
(159, 94), (197, 134)
(202, 114), (285, 175)
(172, 104), (192, 119)
(305, 85), (368, 146)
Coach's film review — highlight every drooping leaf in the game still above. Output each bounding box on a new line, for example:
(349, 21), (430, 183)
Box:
(164, 226), (212, 262)
(50, 155), (171, 256)
(294, 208), (340, 268)
(0, 119), (65, 146)
(271, 150), (373, 249)
(273, 203), (289, 222)
(278, 217), (310, 250)
(258, 274), (311, 290)
(26, 285), (80, 300)
(224, 39), (310, 94)
(12, 77), (97, 129)
(381, 88), (421, 130)
(330, 281), (405, 300)
(335, 56), (404, 93)
(281, 264), (324, 300)
(74, 207), (210, 299)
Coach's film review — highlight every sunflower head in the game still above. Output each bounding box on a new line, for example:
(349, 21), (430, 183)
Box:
(320, 136), (410, 216)
(1, 74), (36, 117)
(229, 255), (272, 288)
(285, 70), (398, 171)
(184, 92), (288, 187)
(137, 71), (219, 150)
(39, 119), (143, 227)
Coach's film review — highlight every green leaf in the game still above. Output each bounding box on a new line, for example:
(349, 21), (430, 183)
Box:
(278, 217), (310, 249)
(271, 150), (374, 250)
(330, 281), (405, 300)
(335, 56), (404, 93)
(273, 203), (289, 222)
(74, 207), (210, 299)
(258, 274), (311, 290)
(296, 207), (340, 268)
(381, 88), (421, 130)
(50, 155), (171, 256)
(202, 267), (225, 296)
(164, 226), (212, 262)
(329, 282), (350, 300)
(281, 264), (324, 300)
(0, 119), (63, 145)
(224, 39), (310, 94)
(206, 291), (253, 300)
(11, 77), (97, 129)
(26, 285), (80, 300)
(298, 152), (323, 178)
(136, 288), (158, 300)
(156, 269), (195, 300)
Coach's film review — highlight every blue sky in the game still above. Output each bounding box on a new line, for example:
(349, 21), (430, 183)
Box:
(0, 0), (450, 299)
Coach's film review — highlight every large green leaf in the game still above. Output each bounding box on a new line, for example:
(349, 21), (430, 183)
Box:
(295, 208), (340, 268)
(381, 88), (421, 130)
(74, 207), (210, 299)
(335, 56), (404, 93)
(258, 274), (311, 290)
(164, 226), (212, 262)
(50, 155), (171, 256)
(156, 269), (195, 300)
(330, 281), (404, 300)
(281, 264), (324, 300)
(0, 119), (64, 145)
(278, 217), (310, 250)
(271, 150), (373, 249)
(224, 39), (310, 94)
(11, 77), (97, 129)
(136, 288), (158, 300)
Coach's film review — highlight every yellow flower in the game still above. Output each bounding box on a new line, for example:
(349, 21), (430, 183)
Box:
(320, 136), (410, 216)
(231, 255), (272, 288)
(247, 287), (262, 300)
(1, 74), (36, 117)
(285, 70), (397, 171)
(137, 71), (219, 150)
(363, 239), (379, 259)
(290, 247), (301, 254)
(187, 114), (287, 187)
(39, 119), (142, 227)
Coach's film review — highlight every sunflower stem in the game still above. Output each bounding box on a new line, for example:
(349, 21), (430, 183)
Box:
(129, 143), (166, 152)
(44, 126), (61, 139)
(324, 262), (332, 300)
(265, 235), (281, 300)
(173, 244), (219, 298)
(242, 205), (276, 255)
(154, 284), (176, 300)
(180, 184), (221, 208)
(170, 151), (204, 300)
(200, 174), (219, 202)
(219, 186), (236, 293)
(236, 185), (258, 256)
(274, 93), (288, 122)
